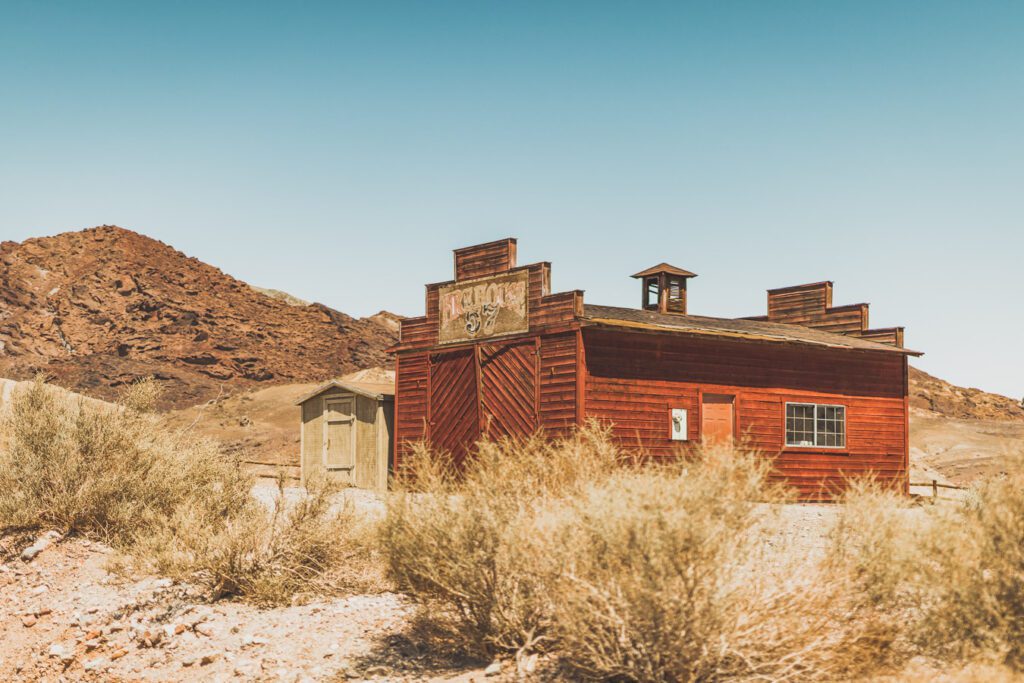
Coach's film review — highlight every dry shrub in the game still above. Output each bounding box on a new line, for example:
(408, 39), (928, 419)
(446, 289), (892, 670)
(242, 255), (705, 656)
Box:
(381, 423), (623, 658)
(827, 478), (931, 606)
(829, 448), (1024, 672)
(552, 444), (894, 682)
(0, 377), (244, 542)
(133, 472), (386, 605)
(0, 377), (375, 605)
(918, 447), (1024, 668)
(382, 428), (895, 680)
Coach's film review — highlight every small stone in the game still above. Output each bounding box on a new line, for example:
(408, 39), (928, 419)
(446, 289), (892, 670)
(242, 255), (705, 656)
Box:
(20, 531), (63, 562)
(181, 655), (197, 667)
(21, 616), (37, 628)
(174, 624), (187, 635)
(200, 652), (220, 666)
(110, 648), (128, 661)
(241, 634), (268, 648)
(35, 607), (51, 617)
(84, 630), (102, 641)
(82, 657), (107, 671)
(484, 660), (502, 676)
(47, 642), (75, 664)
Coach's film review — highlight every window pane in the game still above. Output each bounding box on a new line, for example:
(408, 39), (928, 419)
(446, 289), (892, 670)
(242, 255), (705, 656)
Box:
(786, 404), (816, 446)
(814, 404), (846, 447)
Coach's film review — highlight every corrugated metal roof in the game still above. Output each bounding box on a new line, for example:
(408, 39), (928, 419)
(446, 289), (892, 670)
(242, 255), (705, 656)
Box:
(581, 304), (922, 356)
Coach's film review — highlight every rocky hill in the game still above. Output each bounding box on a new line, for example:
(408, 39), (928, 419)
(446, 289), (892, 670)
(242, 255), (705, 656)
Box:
(0, 226), (398, 408)
(910, 366), (1024, 421)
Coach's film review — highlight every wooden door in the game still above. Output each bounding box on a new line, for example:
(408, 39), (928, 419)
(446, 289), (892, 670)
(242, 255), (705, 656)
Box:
(323, 397), (356, 481)
(701, 394), (734, 444)
(429, 349), (479, 468)
(479, 339), (538, 439)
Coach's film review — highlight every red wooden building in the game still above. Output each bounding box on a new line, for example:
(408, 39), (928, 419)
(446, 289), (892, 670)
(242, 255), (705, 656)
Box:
(390, 238), (921, 498)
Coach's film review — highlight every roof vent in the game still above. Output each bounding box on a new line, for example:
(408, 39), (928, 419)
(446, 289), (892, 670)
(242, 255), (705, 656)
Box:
(631, 263), (697, 315)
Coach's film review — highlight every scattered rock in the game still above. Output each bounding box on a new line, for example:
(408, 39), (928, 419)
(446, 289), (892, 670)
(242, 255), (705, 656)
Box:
(241, 634), (269, 648)
(484, 659), (503, 676)
(47, 642), (75, 664)
(110, 648), (128, 661)
(21, 616), (37, 628)
(200, 652), (221, 666)
(20, 531), (63, 562)
(82, 657), (107, 671)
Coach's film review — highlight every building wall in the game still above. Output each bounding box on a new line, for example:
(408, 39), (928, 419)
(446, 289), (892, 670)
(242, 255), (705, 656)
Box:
(393, 330), (581, 469)
(582, 328), (908, 499)
(394, 351), (429, 466)
(300, 389), (389, 491)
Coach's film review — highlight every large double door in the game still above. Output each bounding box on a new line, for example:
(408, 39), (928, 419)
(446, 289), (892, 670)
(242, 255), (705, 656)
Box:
(429, 339), (538, 467)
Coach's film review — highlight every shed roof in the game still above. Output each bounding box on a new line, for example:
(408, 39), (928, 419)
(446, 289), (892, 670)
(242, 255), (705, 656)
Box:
(295, 380), (395, 405)
(631, 263), (698, 279)
(581, 304), (922, 356)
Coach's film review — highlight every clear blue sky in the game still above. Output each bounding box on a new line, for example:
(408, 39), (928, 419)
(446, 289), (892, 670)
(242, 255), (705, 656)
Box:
(2, 1), (1022, 398)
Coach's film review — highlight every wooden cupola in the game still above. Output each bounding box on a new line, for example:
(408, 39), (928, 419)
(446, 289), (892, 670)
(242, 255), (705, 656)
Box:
(632, 263), (697, 314)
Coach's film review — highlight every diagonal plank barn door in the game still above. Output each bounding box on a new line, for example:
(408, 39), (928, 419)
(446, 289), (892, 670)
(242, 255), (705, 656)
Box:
(478, 339), (538, 440)
(429, 348), (479, 468)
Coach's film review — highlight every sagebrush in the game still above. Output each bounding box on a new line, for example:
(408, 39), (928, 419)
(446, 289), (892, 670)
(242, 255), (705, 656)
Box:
(381, 426), (899, 680)
(0, 378), (378, 605)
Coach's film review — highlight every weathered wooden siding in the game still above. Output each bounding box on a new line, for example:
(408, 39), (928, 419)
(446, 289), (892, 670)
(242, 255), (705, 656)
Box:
(582, 328), (907, 499)
(538, 332), (579, 437)
(454, 238), (517, 281)
(394, 351), (429, 466)
(301, 387), (390, 489)
(758, 281), (906, 348)
(479, 339), (538, 439)
(354, 395), (378, 489)
(428, 348), (479, 468)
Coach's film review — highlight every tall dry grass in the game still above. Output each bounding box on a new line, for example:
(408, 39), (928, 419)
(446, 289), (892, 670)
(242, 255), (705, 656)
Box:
(0, 377), (244, 542)
(0, 378), (378, 605)
(829, 446), (1024, 674)
(382, 424), (624, 657)
(382, 426), (898, 680)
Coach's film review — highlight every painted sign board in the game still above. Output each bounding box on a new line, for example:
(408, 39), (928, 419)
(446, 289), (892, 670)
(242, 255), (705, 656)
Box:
(438, 270), (529, 344)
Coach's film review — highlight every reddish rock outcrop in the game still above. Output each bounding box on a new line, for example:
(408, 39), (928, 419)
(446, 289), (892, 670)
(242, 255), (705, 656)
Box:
(0, 226), (398, 408)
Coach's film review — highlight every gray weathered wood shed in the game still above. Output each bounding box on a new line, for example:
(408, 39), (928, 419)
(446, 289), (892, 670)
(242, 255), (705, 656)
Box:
(295, 380), (394, 491)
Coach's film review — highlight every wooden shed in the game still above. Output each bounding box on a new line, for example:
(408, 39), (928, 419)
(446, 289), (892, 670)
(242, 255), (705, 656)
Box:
(296, 380), (394, 491)
(390, 238), (923, 500)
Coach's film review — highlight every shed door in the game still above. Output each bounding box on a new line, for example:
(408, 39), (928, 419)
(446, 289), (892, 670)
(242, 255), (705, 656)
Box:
(429, 349), (479, 468)
(701, 394), (734, 444)
(324, 398), (356, 473)
(479, 339), (538, 439)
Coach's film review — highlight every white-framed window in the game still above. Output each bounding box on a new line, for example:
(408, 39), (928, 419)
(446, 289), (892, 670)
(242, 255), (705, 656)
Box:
(785, 403), (846, 448)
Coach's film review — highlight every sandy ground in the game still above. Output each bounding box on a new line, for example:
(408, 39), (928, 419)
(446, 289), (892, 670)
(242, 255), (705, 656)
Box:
(911, 408), (1024, 486)
(0, 535), (497, 683)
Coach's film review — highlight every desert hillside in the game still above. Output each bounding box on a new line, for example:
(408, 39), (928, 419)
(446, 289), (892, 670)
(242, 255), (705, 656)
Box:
(908, 366), (1024, 486)
(0, 226), (399, 408)
(910, 366), (1024, 421)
